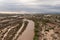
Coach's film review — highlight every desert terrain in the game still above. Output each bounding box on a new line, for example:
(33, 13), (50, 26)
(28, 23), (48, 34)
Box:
(0, 14), (60, 40)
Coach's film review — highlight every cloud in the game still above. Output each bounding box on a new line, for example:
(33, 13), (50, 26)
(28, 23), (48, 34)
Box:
(0, 0), (60, 13)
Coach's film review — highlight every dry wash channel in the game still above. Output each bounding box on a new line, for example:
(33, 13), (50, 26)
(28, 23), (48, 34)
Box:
(17, 19), (34, 40)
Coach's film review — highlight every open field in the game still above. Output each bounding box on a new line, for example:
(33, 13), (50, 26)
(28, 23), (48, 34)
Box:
(0, 14), (60, 40)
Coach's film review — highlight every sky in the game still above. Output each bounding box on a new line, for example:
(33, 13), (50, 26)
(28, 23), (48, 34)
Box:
(0, 0), (60, 13)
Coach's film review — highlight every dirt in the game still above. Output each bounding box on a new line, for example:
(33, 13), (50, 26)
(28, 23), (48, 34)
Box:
(17, 19), (34, 40)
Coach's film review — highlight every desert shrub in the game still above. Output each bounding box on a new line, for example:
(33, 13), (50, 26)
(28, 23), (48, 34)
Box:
(33, 35), (39, 40)
(34, 21), (39, 40)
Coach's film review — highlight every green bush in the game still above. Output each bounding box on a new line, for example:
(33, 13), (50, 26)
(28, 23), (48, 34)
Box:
(33, 36), (39, 40)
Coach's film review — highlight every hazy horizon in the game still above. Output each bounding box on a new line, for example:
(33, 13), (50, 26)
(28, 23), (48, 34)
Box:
(0, 0), (60, 13)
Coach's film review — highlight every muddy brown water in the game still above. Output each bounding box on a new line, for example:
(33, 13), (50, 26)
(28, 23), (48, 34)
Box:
(17, 19), (34, 40)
